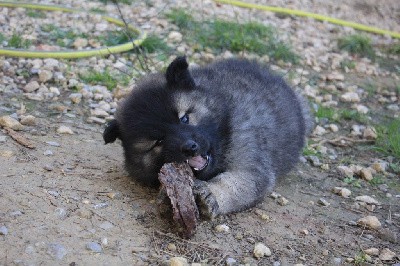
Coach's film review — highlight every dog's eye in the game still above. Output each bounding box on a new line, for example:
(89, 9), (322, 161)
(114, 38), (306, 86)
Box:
(180, 114), (189, 124)
(155, 139), (164, 146)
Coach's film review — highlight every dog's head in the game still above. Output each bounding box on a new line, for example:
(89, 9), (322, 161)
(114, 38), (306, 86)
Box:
(103, 57), (228, 186)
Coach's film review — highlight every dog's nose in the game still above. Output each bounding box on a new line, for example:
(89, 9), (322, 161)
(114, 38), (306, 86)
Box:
(181, 140), (199, 157)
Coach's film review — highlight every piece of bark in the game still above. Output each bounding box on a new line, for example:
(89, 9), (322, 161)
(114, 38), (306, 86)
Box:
(158, 162), (199, 237)
(3, 127), (36, 149)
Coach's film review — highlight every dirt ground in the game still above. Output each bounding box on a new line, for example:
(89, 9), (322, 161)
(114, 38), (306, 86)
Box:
(0, 0), (400, 265)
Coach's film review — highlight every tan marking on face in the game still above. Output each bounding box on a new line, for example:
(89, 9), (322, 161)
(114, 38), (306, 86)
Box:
(133, 138), (153, 151)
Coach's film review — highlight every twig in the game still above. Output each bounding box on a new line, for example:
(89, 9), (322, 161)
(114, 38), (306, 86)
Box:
(2, 127), (35, 149)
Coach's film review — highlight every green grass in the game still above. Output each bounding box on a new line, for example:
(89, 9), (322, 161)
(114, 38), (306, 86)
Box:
(26, 10), (46, 18)
(387, 43), (400, 55)
(376, 118), (400, 159)
(139, 34), (170, 53)
(340, 59), (356, 70)
(80, 69), (118, 90)
(101, 29), (139, 46)
(343, 176), (362, 188)
(0, 32), (5, 44)
(339, 109), (369, 124)
(314, 105), (337, 121)
(89, 7), (106, 14)
(166, 8), (298, 63)
(41, 24), (88, 47)
(363, 82), (376, 97)
(338, 34), (375, 59)
(369, 175), (385, 186)
(7, 33), (32, 49)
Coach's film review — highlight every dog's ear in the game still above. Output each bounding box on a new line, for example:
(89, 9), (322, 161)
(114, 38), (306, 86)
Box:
(103, 119), (120, 144)
(166, 56), (195, 89)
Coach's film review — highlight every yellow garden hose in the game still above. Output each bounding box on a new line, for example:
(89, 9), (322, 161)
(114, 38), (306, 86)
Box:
(0, 1), (146, 58)
(215, 0), (400, 39)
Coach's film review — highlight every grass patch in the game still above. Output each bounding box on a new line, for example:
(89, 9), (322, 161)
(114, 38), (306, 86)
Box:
(26, 10), (46, 18)
(339, 109), (369, 124)
(166, 8), (298, 63)
(369, 175), (385, 186)
(338, 34), (375, 59)
(80, 69), (118, 90)
(343, 176), (362, 188)
(41, 24), (88, 47)
(0, 32), (5, 44)
(376, 118), (400, 158)
(340, 59), (356, 70)
(139, 34), (170, 53)
(363, 82), (376, 97)
(314, 105), (337, 121)
(101, 29), (139, 46)
(386, 43), (400, 55)
(7, 32), (32, 49)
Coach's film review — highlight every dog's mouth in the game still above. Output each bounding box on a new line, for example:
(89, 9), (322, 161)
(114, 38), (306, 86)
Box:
(187, 154), (210, 171)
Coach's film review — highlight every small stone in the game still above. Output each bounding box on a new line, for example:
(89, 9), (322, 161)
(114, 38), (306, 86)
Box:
(0, 136), (6, 142)
(0, 226), (8, 235)
(87, 116), (106, 124)
(321, 164), (330, 170)
(167, 243), (177, 252)
(0, 150), (14, 158)
(39, 69), (53, 83)
(341, 92), (360, 103)
(170, 256), (188, 266)
(312, 125), (326, 136)
(47, 243), (67, 260)
(332, 187), (351, 198)
(69, 93), (83, 104)
(270, 192), (280, 199)
(355, 195), (379, 205)
(377, 228), (397, 243)
(364, 248), (379, 256)
(359, 168), (373, 181)
(372, 162), (386, 173)
(357, 216), (381, 229)
(308, 155), (321, 167)
(318, 198), (330, 206)
(332, 257), (342, 265)
(46, 141), (60, 147)
(322, 250), (329, 256)
(337, 165), (354, 178)
(225, 257), (237, 266)
(329, 124), (339, 132)
(363, 126), (377, 140)
(254, 209), (270, 220)
(43, 165), (54, 171)
(73, 38), (88, 49)
(20, 115), (36, 126)
(326, 72), (345, 81)
(277, 196), (289, 206)
(0, 116), (24, 130)
(86, 242), (102, 253)
(54, 208), (67, 219)
(23, 81), (40, 92)
(99, 221), (114, 230)
(355, 105), (369, 114)
(299, 229), (309, 235)
(44, 150), (53, 156)
(57, 125), (74, 135)
(91, 108), (109, 118)
(168, 31), (183, 43)
(101, 237), (108, 246)
(49, 87), (60, 96)
(379, 248), (396, 261)
(253, 243), (272, 258)
(387, 104), (399, 111)
(215, 224), (230, 233)
(77, 209), (92, 219)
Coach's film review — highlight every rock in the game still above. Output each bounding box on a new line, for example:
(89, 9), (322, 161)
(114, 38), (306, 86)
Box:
(379, 248), (396, 261)
(363, 126), (377, 140)
(326, 72), (344, 81)
(225, 257), (237, 266)
(215, 224), (230, 233)
(254, 209), (270, 220)
(253, 243), (271, 258)
(44, 150), (53, 156)
(341, 92), (360, 103)
(350, 125), (363, 136)
(43, 164), (54, 171)
(47, 243), (67, 260)
(377, 228), (397, 243)
(332, 187), (351, 198)
(364, 247), (379, 256)
(0, 225), (8, 235)
(318, 198), (330, 206)
(90, 108), (109, 118)
(387, 104), (399, 111)
(99, 221), (114, 230)
(337, 165), (354, 178)
(20, 115), (36, 126)
(308, 155), (321, 167)
(0, 150), (14, 158)
(270, 192), (281, 199)
(372, 162), (386, 173)
(73, 38), (88, 49)
(87, 116), (106, 124)
(46, 141), (60, 147)
(168, 31), (183, 43)
(0, 116), (24, 130)
(23, 81), (40, 92)
(355, 105), (369, 114)
(39, 69), (53, 83)
(277, 196), (289, 206)
(77, 209), (92, 219)
(355, 195), (379, 205)
(359, 168), (373, 181)
(299, 229), (309, 235)
(49, 87), (60, 96)
(357, 216), (381, 229)
(169, 256), (188, 266)
(0, 136), (6, 142)
(329, 124), (339, 132)
(57, 125), (74, 135)
(86, 242), (102, 253)
(167, 243), (177, 252)
(312, 125), (326, 136)
(69, 93), (83, 104)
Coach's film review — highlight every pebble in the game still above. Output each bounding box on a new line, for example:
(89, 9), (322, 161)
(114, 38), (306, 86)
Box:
(39, 69), (53, 83)
(355, 104), (369, 114)
(359, 168), (373, 181)
(87, 116), (106, 124)
(0, 136), (6, 142)
(77, 209), (92, 219)
(277, 196), (289, 206)
(73, 38), (88, 49)
(312, 125), (326, 136)
(328, 124), (339, 132)
(254, 209), (270, 220)
(167, 243), (177, 251)
(363, 247), (379, 256)
(332, 187), (351, 198)
(86, 242), (102, 253)
(23, 81), (40, 92)
(337, 165), (354, 178)
(308, 155), (322, 167)
(215, 224), (230, 233)
(363, 126), (377, 140)
(357, 215), (381, 229)
(99, 221), (114, 230)
(20, 115), (36, 126)
(46, 141), (60, 147)
(253, 242), (272, 258)
(47, 243), (67, 260)
(372, 162), (386, 173)
(43, 164), (54, 171)
(318, 198), (330, 206)
(225, 257), (237, 266)
(44, 150), (53, 156)
(326, 72), (344, 81)
(69, 93), (83, 104)
(379, 248), (396, 261)
(168, 31), (183, 43)
(0, 115), (24, 130)
(340, 92), (360, 102)
(57, 125), (74, 135)
(0, 225), (8, 235)
(169, 256), (188, 266)
(54, 208), (67, 219)
(355, 195), (379, 205)
(91, 108), (109, 118)
(270, 192), (281, 199)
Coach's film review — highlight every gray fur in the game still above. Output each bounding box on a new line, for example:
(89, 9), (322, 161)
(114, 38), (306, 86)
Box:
(103, 57), (313, 217)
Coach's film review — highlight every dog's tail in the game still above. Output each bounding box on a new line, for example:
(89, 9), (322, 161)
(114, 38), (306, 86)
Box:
(103, 119), (120, 144)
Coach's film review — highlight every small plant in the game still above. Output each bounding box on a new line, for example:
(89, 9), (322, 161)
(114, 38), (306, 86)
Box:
(376, 118), (400, 158)
(339, 109), (369, 124)
(0, 32), (5, 44)
(140, 34), (170, 53)
(302, 146), (320, 157)
(80, 69), (120, 90)
(26, 10), (46, 18)
(354, 252), (368, 265)
(363, 82), (376, 97)
(389, 162), (400, 174)
(344, 177), (362, 188)
(101, 29), (139, 46)
(314, 105), (337, 121)
(387, 43), (400, 55)
(8, 32), (32, 49)
(166, 8), (195, 29)
(338, 34), (375, 59)
(340, 59), (356, 70)
(369, 175), (385, 186)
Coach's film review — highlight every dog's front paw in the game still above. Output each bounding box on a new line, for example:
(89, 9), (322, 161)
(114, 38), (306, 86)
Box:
(193, 180), (219, 219)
